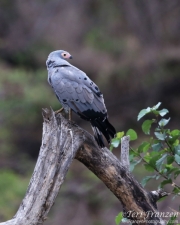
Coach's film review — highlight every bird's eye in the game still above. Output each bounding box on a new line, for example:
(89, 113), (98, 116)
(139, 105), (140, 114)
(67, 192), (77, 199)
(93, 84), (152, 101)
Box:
(63, 53), (66, 57)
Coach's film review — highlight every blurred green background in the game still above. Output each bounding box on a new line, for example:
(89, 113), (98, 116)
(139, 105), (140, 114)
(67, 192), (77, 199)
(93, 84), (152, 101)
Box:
(0, 0), (180, 224)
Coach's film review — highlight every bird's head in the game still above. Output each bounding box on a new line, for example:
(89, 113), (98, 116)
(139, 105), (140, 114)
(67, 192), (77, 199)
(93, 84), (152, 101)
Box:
(46, 50), (72, 68)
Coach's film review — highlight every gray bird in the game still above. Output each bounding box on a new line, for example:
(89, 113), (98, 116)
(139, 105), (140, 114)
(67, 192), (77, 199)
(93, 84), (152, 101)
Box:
(46, 50), (116, 148)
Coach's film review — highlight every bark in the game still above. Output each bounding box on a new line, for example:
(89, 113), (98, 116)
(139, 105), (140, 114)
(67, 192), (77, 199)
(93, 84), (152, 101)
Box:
(0, 108), (166, 225)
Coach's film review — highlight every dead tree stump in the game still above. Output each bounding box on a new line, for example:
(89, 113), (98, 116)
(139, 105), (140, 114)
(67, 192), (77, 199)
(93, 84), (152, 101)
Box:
(0, 109), (166, 225)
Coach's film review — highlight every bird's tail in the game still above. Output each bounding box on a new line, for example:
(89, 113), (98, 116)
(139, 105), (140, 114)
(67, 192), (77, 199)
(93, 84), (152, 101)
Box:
(91, 124), (105, 148)
(91, 118), (116, 148)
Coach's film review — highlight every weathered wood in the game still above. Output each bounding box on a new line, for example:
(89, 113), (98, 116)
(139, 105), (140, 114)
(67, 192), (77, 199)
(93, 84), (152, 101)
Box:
(120, 135), (130, 170)
(0, 109), (166, 225)
(76, 143), (166, 225)
(0, 109), (83, 225)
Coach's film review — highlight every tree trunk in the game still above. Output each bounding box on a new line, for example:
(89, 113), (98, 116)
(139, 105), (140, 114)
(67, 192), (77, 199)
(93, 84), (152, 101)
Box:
(0, 108), (166, 225)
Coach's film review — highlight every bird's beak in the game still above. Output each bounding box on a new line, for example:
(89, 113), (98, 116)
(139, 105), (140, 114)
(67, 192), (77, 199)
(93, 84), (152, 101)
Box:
(69, 55), (73, 59)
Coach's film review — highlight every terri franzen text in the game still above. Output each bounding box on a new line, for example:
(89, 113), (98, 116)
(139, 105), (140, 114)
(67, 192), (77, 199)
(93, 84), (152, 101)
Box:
(123, 211), (179, 218)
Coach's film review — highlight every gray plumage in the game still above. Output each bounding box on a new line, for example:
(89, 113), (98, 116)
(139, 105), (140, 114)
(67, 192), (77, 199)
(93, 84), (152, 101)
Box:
(46, 50), (116, 148)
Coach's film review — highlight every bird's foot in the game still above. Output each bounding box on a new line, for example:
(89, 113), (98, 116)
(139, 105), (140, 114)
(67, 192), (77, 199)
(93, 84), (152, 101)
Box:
(69, 109), (72, 121)
(55, 107), (64, 114)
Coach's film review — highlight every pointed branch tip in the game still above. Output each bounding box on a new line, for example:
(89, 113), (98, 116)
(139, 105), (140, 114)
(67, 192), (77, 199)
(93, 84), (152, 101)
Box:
(42, 107), (55, 121)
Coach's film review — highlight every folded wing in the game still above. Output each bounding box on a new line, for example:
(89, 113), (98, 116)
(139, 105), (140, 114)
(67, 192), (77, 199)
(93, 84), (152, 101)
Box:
(49, 65), (116, 147)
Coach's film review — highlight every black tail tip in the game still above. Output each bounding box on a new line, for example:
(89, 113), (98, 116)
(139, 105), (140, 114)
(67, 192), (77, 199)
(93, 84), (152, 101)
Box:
(91, 125), (105, 148)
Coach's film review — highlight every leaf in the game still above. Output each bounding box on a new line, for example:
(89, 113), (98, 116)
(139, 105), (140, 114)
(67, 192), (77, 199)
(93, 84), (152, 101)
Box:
(156, 175), (160, 180)
(168, 135), (180, 145)
(165, 165), (179, 178)
(126, 129), (137, 141)
(138, 142), (150, 153)
(159, 108), (169, 117)
(129, 150), (139, 158)
(171, 129), (180, 136)
(130, 158), (142, 172)
(174, 170), (180, 179)
(162, 168), (167, 175)
(174, 145), (180, 155)
(116, 131), (124, 139)
(167, 155), (174, 164)
(160, 179), (172, 188)
(137, 103), (162, 120)
(115, 212), (123, 225)
(110, 133), (125, 150)
(152, 110), (160, 116)
(156, 154), (167, 170)
(152, 143), (162, 152)
(111, 138), (120, 148)
(167, 215), (177, 225)
(110, 132), (125, 150)
(154, 132), (166, 140)
(149, 154), (162, 168)
(144, 163), (155, 172)
(176, 150), (180, 156)
(137, 109), (148, 121)
(152, 102), (161, 110)
(175, 154), (180, 164)
(174, 139), (179, 146)
(158, 118), (170, 127)
(142, 120), (153, 134)
(141, 175), (156, 187)
(172, 187), (180, 194)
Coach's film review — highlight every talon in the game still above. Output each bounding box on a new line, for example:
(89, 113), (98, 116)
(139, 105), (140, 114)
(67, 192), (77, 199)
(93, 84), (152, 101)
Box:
(69, 109), (72, 120)
(55, 107), (64, 114)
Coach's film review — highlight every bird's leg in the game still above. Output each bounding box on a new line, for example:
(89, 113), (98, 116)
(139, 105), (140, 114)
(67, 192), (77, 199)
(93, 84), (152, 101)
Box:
(55, 107), (64, 114)
(69, 108), (72, 120)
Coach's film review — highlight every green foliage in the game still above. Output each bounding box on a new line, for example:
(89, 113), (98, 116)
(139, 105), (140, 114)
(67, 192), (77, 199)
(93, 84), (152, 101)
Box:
(110, 129), (137, 151)
(142, 120), (153, 134)
(141, 175), (157, 188)
(0, 170), (29, 221)
(126, 129), (137, 141)
(110, 132), (124, 151)
(111, 103), (180, 223)
(167, 215), (178, 225)
(134, 103), (180, 194)
(115, 212), (123, 225)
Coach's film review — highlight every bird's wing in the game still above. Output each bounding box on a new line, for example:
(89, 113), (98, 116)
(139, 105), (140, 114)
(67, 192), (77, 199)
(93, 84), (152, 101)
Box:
(49, 65), (107, 120)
